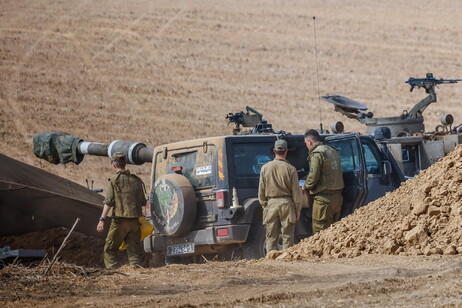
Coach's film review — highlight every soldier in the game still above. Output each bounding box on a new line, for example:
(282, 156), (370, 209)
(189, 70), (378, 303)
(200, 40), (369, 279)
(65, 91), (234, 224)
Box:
(302, 129), (344, 234)
(96, 152), (146, 268)
(258, 139), (302, 255)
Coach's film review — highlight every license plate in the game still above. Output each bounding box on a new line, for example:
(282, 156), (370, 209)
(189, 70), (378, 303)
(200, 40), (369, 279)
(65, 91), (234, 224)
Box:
(167, 243), (195, 256)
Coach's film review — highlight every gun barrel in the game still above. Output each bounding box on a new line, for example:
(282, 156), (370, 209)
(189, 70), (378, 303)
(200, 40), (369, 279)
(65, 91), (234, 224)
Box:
(112, 141), (153, 164)
(33, 132), (154, 165)
(78, 140), (154, 164)
(406, 77), (462, 85)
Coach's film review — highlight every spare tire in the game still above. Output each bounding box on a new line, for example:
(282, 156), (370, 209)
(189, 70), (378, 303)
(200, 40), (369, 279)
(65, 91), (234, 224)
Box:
(150, 174), (196, 237)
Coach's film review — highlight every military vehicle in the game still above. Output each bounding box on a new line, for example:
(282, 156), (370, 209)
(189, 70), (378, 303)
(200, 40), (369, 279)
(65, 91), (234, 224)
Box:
(33, 73), (459, 262)
(34, 106), (405, 262)
(322, 73), (462, 178)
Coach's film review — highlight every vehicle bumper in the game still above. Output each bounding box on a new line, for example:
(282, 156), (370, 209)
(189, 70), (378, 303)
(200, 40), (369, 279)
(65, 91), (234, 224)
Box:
(144, 224), (251, 253)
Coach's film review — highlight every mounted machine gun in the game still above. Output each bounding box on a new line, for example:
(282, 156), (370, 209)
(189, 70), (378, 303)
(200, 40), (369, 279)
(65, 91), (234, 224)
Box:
(322, 73), (462, 178)
(226, 106), (273, 135)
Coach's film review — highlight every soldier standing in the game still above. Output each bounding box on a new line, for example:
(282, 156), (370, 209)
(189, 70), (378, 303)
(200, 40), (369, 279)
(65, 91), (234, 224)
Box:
(302, 129), (344, 234)
(96, 153), (146, 269)
(258, 139), (302, 255)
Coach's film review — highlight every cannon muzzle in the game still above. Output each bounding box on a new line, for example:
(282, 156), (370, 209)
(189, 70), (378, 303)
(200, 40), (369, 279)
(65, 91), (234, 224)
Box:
(33, 132), (154, 165)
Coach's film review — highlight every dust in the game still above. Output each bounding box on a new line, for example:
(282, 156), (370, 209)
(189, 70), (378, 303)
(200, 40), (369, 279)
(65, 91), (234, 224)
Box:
(276, 144), (462, 260)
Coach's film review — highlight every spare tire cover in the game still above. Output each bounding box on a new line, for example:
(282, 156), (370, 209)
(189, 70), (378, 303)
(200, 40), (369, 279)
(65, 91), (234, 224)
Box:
(150, 174), (196, 236)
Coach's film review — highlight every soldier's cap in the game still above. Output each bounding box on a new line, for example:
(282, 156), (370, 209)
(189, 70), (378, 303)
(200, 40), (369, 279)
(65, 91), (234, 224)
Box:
(111, 152), (125, 162)
(274, 139), (288, 151)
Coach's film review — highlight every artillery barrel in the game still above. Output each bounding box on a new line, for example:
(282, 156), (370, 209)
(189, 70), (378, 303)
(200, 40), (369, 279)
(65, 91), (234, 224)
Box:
(33, 132), (154, 165)
(78, 140), (154, 164)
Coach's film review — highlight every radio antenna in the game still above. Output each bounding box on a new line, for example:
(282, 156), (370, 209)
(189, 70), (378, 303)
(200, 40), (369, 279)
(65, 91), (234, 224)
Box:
(312, 16), (323, 132)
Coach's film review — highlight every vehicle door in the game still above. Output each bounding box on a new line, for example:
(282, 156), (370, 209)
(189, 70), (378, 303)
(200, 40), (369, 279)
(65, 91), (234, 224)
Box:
(325, 134), (368, 217)
(360, 138), (397, 204)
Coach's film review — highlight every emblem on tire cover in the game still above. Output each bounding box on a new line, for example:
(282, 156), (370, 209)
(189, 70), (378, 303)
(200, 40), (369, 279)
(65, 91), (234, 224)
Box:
(151, 179), (180, 229)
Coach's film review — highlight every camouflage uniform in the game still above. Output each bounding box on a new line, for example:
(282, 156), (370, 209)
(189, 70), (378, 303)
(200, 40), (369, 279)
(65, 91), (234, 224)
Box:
(103, 170), (146, 268)
(304, 142), (344, 234)
(258, 157), (302, 253)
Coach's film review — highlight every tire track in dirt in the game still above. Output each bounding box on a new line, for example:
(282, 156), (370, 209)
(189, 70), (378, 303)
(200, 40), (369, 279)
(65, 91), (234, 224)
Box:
(134, 2), (189, 62)
(1, 0), (91, 150)
(0, 28), (114, 96)
(40, 257), (459, 308)
(91, 1), (156, 61)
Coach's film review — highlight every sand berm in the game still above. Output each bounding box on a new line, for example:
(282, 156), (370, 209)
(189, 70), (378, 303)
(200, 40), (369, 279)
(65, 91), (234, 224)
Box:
(272, 144), (462, 260)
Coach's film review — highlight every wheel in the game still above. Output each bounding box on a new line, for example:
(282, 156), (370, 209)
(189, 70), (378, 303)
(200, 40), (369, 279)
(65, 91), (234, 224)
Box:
(242, 222), (266, 259)
(150, 174), (196, 237)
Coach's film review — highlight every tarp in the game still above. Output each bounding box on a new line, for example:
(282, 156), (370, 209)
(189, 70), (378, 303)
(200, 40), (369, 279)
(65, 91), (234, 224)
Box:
(33, 132), (84, 165)
(0, 153), (106, 238)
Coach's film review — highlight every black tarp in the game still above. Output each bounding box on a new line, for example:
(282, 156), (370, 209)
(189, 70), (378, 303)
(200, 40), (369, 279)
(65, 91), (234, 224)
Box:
(0, 153), (106, 239)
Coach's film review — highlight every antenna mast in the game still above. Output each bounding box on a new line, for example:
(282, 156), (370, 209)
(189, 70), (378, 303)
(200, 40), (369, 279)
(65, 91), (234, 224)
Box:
(312, 16), (323, 132)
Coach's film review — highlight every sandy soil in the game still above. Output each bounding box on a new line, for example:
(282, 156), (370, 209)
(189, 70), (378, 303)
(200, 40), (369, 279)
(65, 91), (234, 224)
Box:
(1, 0), (462, 307)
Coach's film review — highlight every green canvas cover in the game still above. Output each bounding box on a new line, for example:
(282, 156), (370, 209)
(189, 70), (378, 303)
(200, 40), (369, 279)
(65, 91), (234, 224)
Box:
(33, 132), (84, 165)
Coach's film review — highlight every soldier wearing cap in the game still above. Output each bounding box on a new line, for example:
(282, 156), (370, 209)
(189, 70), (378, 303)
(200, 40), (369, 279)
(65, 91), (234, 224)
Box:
(96, 152), (147, 268)
(302, 129), (344, 234)
(258, 139), (302, 255)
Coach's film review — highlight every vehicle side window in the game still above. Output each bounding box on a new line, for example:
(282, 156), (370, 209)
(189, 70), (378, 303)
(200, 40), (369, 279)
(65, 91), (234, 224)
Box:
(362, 143), (381, 175)
(328, 139), (361, 172)
(232, 143), (273, 176)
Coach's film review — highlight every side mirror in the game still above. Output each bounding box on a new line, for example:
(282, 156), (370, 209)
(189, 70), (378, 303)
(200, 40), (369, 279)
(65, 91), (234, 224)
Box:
(382, 161), (392, 175)
(373, 127), (391, 140)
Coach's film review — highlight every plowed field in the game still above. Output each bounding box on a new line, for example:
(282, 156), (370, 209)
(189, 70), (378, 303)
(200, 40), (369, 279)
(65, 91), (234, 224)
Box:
(1, 0), (461, 188)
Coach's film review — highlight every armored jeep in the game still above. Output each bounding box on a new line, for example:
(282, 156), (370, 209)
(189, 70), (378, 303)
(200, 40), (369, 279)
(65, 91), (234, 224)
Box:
(33, 123), (404, 261)
(142, 124), (404, 261)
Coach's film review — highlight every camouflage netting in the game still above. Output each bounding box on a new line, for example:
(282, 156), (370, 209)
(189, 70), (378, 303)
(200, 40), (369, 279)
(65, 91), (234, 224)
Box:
(274, 144), (462, 260)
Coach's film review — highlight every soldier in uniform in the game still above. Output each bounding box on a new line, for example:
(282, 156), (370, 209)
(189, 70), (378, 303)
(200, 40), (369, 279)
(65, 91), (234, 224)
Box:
(96, 153), (146, 268)
(302, 129), (344, 234)
(258, 139), (302, 255)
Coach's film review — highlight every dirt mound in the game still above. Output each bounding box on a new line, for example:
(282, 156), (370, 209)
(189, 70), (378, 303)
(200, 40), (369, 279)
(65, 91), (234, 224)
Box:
(0, 228), (105, 267)
(0, 228), (162, 268)
(276, 144), (462, 260)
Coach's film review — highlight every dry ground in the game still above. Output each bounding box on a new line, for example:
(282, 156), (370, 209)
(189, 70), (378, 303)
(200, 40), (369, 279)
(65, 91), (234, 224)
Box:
(1, 255), (462, 307)
(1, 0), (462, 306)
